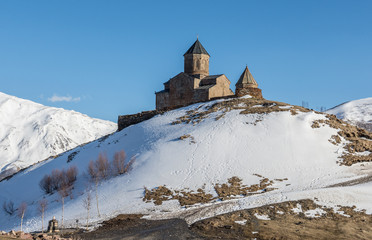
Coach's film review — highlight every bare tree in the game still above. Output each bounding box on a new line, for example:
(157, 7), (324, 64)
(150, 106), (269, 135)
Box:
(82, 191), (92, 229)
(88, 160), (101, 217)
(40, 166), (78, 195)
(39, 174), (53, 194)
(66, 165), (78, 186)
(124, 156), (135, 174)
(2, 200), (16, 216)
(17, 202), (27, 232)
(96, 153), (110, 179)
(51, 169), (64, 192)
(113, 150), (126, 175)
(112, 151), (135, 176)
(38, 199), (48, 233)
(58, 184), (71, 228)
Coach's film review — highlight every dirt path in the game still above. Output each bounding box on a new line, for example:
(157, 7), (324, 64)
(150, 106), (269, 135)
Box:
(74, 214), (204, 240)
(328, 173), (372, 187)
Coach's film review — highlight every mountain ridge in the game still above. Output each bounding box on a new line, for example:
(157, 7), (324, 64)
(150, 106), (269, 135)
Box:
(327, 97), (372, 132)
(0, 92), (117, 180)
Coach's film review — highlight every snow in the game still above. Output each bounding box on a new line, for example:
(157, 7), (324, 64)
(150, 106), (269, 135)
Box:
(291, 203), (303, 214)
(332, 207), (351, 217)
(278, 106), (292, 109)
(304, 208), (326, 218)
(327, 97), (372, 124)
(254, 213), (271, 220)
(234, 219), (247, 225)
(0, 92), (117, 180)
(0, 98), (371, 232)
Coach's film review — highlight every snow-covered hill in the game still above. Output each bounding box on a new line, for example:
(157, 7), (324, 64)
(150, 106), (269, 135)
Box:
(0, 97), (371, 232)
(0, 92), (117, 180)
(327, 97), (372, 132)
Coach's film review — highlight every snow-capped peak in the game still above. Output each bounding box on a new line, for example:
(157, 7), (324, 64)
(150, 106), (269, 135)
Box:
(0, 92), (117, 180)
(327, 97), (372, 131)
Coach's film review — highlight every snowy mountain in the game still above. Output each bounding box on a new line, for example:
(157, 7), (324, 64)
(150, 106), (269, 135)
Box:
(327, 97), (372, 132)
(0, 92), (117, 180)
(0, 97), (371, 232)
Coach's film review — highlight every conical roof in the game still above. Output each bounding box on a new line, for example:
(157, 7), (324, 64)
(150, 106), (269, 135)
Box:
(184, 39), (210, 56)
(236, 66), (258, 88)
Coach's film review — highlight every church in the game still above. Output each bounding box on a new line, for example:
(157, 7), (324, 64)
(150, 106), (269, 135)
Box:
(155, 39), (263, 110)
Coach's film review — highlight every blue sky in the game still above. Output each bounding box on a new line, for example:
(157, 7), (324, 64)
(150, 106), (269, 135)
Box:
(0, 0), (371, 122)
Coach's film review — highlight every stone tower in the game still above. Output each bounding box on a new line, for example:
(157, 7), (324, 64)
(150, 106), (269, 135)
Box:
(235, 66), (263, 99)
(183, 39), (210, 77)
(154, 39), (234, 111)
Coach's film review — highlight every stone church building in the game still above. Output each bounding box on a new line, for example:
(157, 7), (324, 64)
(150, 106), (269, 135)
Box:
(155, 39), (263, 110)
(118, 39), (263, 131)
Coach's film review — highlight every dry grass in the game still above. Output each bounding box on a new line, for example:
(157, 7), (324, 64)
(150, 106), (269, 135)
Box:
(143, 185), (214, 206)
(143, 175), (287, 206)
(171, 98), (310, 125)
(312, 114), (372, 165)
(191, 199), (372, 240)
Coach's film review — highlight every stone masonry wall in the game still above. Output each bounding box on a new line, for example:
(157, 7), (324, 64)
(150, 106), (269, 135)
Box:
(236, 87), (263, 99)
(118, 110), (164, 131)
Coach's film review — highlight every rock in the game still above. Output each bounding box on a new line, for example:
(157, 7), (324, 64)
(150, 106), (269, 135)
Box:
(9, 230), (16, 235)
(19, 232), (33, 239)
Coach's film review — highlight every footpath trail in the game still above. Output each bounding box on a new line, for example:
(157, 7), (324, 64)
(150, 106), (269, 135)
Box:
(74, 215), (203, 240)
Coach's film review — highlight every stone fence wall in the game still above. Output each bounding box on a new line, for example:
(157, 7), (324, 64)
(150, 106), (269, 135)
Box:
(117, 110), (164, 131)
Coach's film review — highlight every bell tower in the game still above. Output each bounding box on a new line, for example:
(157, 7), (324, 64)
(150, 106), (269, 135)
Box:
(235, 66), (263, 99)
(183, 39), (210, 77)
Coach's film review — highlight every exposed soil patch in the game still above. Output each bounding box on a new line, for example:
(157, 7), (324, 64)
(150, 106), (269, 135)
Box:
(73, 214), (203, 240)
(191, 199), (372, 240)
(143, 176), (286, 206)
(143, 185), (214, 206)
(214, 176), (282, 200)
(312, 114), (372, 165)
(178, 134), (196, 144)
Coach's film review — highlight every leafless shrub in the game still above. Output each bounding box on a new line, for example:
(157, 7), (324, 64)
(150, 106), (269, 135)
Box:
(39, 175), (53, 194)
(124, 156), (135, 174)
(112, 151), (135, 175)
(39, 166), (78, 194)
(97, 153), (110, 179)
(113, 150), (126, 175)
(2, 200), (16, 216)
(87, 159), (101, 217)
(17, 202), (27, 232)
(66, 165), (78, 186)
(88, 160), (99, 181)
(38, 199), (48, 233)
(50, 169), (64, 192)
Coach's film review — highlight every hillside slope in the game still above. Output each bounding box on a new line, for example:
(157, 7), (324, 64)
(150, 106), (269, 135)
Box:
(0, 92), (117, 180)
(0, 97), (371, 232)
(327, 97), (372, 132)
